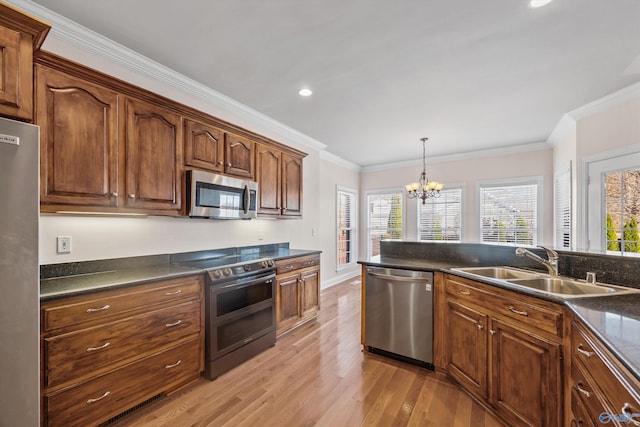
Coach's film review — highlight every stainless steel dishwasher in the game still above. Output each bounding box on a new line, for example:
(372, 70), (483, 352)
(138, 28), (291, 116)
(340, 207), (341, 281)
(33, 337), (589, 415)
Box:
(365, 266), (433, 367)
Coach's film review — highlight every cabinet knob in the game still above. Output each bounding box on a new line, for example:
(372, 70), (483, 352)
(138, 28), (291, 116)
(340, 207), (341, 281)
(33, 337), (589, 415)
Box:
(128, 194), (136, 199)
(111, 192), (119, 197)
(489, 330), (496, 335)
(226, 163), (232, 168)
(217, 161), (223, 166)
(477, 324), (483, 330)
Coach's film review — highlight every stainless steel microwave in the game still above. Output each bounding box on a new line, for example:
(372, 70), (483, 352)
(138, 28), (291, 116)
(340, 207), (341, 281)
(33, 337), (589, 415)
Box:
(187, 170), (258, 219)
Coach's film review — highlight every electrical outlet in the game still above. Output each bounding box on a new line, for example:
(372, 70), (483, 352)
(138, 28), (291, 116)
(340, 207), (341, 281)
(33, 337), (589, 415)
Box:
(258, 230), (264, 240)
(57, 236), (71, 254)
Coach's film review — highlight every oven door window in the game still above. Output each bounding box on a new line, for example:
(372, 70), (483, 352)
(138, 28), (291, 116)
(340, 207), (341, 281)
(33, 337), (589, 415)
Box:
(216, 281), (272, 316)
(196, 182), (244, 210)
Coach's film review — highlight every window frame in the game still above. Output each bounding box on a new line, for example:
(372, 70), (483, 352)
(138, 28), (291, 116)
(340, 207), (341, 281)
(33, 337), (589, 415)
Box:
(336, 185), (357, 271)
(554, 164), (572, 250)
(477, 177), (543, 247)
(365, 189), (405, 258)
(416, 186), (464, 242)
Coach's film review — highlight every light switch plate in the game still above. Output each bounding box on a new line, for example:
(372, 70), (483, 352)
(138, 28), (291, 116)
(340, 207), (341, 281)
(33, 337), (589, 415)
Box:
(57, 236), (71, 254)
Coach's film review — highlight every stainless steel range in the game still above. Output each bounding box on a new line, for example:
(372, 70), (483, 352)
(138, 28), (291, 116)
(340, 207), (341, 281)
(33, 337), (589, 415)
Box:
(174, 252), (276, 380)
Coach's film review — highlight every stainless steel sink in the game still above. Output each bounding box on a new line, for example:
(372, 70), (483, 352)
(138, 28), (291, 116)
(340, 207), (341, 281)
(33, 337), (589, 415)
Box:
(506, 277), (617, 296)
(453, 266), (541, 280)
(452, 266), (638, 298)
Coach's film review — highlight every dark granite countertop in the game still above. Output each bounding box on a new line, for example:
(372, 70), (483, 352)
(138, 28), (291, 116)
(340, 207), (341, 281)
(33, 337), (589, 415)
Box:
(566, 294), (640, 381)
(359, 255), (640, 382)
(40, 264), (203, 300)
(40, 246), (321, 301)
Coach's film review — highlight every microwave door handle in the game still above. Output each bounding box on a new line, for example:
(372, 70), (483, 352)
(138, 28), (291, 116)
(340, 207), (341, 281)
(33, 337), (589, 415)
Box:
(243, 184), (250, 215)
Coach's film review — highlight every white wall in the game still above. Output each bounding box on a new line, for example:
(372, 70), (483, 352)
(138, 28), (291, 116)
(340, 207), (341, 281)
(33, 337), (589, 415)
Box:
(360, 146), (554, 255)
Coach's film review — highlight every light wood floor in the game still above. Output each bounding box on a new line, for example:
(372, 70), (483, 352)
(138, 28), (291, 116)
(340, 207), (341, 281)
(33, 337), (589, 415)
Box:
(113, 277), (504, 427)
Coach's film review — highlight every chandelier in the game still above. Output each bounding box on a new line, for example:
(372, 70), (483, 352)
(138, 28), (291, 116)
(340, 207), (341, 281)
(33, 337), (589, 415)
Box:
(405, 137), (443, 204)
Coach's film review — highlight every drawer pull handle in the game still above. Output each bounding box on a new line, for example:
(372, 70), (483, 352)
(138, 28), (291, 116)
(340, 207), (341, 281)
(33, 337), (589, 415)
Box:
(489, 330), (496, 335)
(285, 265), (293, 269)
(576, 344), (595, 358)
(458, 289), (471, 296)
(477, 324), (483, 330)
(575, 382), (592, 398)
(165, 320), (182, 327)
(508, 306), (528, 316)
(621, 403), (640, 426)
(86, 304), (110, 313)
(165, 360), (182, 369)
(86, 342), (110, 352)
(165, 289), (182, 296)
(86, 391), (110, 404)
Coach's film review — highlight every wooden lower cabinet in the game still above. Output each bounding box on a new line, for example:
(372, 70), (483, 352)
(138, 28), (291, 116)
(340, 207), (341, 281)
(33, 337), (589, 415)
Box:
(275, 254), (320, 335)
(569, 317), (640, 426)
(442, 274), (564, 427)
(41, 275), (205, 427)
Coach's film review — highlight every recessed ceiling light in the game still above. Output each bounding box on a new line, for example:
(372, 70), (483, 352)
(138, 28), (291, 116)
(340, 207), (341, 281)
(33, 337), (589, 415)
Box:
(298, 88), (313, 97)
(529, 0), (553, 8)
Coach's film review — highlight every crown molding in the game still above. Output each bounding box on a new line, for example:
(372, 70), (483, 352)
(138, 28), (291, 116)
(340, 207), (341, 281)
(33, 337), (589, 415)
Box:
(546, 114), (576, 148)
(319, 150), (361, 171)
(362, 141), (551, 172)
(567, 81), (640, 122)
(6, 0), (327, 153)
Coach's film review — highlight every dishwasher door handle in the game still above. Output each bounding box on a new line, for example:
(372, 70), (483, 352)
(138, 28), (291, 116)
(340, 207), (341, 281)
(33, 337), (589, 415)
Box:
(368, 271), (432, 284)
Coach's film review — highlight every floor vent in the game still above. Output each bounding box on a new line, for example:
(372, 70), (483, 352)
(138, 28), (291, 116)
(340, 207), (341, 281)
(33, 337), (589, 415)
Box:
(102, 393), (165, 425)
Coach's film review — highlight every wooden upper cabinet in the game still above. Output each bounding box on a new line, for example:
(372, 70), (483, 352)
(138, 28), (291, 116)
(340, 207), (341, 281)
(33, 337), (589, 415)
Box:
(224, 133), (255, 178)
(184, 118), (224, 173)
(36, 65), (120, 208)
(0, 4), (50, 120)
(282, 153), (303, 217)
(124, 97), (183, 212)
(255, 143), (281, 216)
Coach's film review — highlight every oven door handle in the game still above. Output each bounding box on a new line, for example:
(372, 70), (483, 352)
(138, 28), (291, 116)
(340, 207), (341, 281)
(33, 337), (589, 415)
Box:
(215, 273), (276, 291)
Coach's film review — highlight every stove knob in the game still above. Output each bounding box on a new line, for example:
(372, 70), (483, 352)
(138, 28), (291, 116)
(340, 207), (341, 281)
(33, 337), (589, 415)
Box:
(259, 261), (266, 268)
(243, 264), (251, 272)
(267, 260), (274, 267)
(223, 268), (232, 276)
(212, 270), (222, 279)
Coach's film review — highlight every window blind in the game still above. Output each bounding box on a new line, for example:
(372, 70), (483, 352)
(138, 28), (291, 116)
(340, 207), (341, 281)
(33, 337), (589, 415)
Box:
(480, 183), (537, 246)
(554, 168), (572, 249)
(337, 189), (356, 268)
(417, 188), (462, 242)
(367, 192), (404, 257)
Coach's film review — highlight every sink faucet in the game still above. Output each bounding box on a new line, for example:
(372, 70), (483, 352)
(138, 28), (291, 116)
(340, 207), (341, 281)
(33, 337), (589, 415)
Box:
(515, 246), (559, 276)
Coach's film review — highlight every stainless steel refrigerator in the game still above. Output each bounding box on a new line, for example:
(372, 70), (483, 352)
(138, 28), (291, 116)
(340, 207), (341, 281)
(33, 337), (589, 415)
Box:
(0, 116), (40, 426)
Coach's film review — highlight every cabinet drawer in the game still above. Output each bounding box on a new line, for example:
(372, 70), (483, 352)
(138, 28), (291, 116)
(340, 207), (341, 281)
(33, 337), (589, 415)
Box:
(570, 387), (596, 427)
(42, 275), (202, 331)
(44, 338), (201, 427)
(276, 254), (319, 275)
(571, 361), (608, 423)
(44, 299), (201, 389)
(572, 322), (640, 422)
(446, 275), (562, 337)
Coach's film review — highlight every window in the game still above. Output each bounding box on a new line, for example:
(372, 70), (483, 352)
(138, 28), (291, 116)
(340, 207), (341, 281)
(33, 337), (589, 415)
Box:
(554, 166), (572, 249)
(367, 191), (404, 257)
(479, 180), (539, 246)
(604, 169), (640, 255)
(336, 187), (357, 270)
(417, 188), (462, 242)
(587, 152), (640, 253)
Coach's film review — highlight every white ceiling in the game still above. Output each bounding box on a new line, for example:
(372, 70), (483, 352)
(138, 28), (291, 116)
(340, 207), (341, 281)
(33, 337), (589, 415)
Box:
(29, 0), (640, 167)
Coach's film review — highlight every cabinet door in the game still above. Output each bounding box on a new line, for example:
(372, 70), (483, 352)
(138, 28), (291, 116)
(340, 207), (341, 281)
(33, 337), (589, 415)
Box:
(224, 133), (254, 178)
(124, 97), (182, 211)
(184, 118), (224, 172)
(446, 299), (488, 400)
(276, 273), (300, 333)
(256, 143), (281, 216)
(0, 25), (32, 120)
(300, 267), (320, 319)
(489, 318), (562, 427)
(281, 153), (303, 217)
(36, 65), (119, 208)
